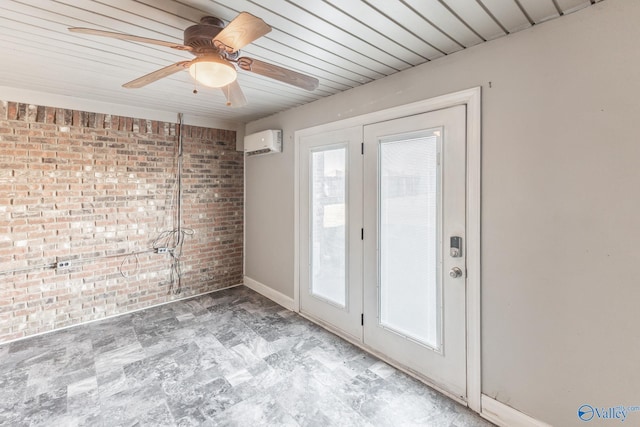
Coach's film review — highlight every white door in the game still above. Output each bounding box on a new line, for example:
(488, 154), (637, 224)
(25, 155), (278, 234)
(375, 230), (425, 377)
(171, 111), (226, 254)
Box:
(298, 105), (468, 400)
(299, 127), (363, 340)
(363, 105), (467, 399)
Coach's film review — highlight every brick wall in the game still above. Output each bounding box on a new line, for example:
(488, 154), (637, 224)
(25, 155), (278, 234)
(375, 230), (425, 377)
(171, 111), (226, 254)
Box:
(0, 100), (243, 343)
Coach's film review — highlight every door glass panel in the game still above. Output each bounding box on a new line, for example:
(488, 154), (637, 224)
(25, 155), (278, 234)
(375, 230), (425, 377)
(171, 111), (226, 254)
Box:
(379, 130), (441, 349)
(311, 147), (347, 307)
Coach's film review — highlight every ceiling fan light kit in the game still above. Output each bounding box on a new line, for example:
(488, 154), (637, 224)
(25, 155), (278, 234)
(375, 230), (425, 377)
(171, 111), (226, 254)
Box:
(68, 12), (319, 108)
(188, 56), (237, 88)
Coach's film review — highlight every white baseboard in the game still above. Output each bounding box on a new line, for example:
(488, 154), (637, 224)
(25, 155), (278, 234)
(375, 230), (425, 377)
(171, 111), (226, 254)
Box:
(481, 395), (552, 427)
(243, 276), (295, 311)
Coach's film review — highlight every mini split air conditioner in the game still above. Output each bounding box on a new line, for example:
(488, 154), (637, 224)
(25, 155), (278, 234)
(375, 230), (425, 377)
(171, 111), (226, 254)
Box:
(243, 129), (282, 155)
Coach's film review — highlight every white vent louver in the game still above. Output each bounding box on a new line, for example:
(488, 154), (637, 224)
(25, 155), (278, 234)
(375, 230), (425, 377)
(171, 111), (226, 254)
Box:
(244, 129), (282, 155)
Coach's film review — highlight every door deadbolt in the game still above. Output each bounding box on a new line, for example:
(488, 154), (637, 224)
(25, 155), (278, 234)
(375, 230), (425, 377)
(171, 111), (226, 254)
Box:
(450, 236), (462, 258)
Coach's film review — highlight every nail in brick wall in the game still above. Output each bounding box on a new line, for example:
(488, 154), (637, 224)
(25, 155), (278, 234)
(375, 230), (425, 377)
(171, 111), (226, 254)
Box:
(0, 100), (243, 343)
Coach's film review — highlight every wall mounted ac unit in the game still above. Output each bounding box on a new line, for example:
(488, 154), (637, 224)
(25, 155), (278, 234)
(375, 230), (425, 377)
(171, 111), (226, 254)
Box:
(244, 129), (282, 155)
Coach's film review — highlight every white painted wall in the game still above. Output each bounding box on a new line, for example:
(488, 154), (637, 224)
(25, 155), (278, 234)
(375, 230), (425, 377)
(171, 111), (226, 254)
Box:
(245, 1), (640, 425)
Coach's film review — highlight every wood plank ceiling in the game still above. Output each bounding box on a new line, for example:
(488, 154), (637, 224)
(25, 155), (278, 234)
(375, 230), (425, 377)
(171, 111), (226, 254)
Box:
(0, 0), (603, 125)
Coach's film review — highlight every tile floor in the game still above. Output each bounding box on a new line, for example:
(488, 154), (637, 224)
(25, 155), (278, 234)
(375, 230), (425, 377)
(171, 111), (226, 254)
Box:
(0, 285), (494, 426)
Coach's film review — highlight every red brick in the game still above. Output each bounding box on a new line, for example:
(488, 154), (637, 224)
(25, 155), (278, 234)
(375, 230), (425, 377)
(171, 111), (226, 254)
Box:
(0, 98), (241, 343)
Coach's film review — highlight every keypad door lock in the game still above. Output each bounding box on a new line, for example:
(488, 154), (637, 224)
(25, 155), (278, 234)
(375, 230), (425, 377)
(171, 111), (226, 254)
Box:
(450, 236), (462, 258)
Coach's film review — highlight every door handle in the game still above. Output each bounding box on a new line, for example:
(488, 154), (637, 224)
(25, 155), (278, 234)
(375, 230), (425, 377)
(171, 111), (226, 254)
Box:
(449, 267), (463, 278)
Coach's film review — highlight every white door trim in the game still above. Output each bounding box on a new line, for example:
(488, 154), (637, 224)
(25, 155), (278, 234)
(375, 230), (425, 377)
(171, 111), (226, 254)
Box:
(294, 87), (481, 412)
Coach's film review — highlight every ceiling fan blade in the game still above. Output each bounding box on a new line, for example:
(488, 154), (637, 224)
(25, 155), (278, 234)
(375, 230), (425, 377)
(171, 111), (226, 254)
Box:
(123, 61), (192, 88)
(69, 27), (192, 51)
(221, 81), (248, 108)
(237, 57), (319, 91)
(213, 12), (271, 53)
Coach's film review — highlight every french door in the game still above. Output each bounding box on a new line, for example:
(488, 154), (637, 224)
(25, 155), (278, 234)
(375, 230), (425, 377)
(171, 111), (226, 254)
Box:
(299, 105), (467, 399)
(363, 106), (467, 398)
(299, 127), (363, 340)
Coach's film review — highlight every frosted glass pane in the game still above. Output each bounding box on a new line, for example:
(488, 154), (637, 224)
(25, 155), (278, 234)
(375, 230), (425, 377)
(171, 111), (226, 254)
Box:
(379, 135), (440, 348)
(311, 147), (347, 307)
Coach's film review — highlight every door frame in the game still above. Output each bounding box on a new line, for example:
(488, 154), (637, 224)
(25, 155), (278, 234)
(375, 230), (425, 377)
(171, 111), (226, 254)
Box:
(293, 87), (481, 412)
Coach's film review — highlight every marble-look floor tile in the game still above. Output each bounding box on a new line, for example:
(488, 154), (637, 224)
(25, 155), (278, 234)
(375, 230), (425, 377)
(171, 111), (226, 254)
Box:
(67, 375), (98, 397)
(94, 342), (146, 374)
(97, 368), (128, 399)
(368, 360), (396, 379)
(0, 285), (494, 426)
(209, 391), (299, 427)
(21, 387), (67, 426)
(225, 367), (253, 387)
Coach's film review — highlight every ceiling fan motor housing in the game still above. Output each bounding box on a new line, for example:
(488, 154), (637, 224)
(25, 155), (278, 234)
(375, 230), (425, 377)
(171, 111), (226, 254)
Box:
(184, 17), (225, 54)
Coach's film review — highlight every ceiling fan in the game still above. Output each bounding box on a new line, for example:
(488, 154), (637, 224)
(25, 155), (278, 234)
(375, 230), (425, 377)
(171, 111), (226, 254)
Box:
(68, 12), (319, 108)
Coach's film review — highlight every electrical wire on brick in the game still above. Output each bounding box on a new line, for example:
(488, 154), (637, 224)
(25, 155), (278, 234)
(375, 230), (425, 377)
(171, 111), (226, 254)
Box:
(0, 263), (57, 276)
(152, 112), (195, 295)
(2, 114), (193, 284)
(0, 249), (154, 276)
(152, 227), (195, 294)
(119, 251), (140, 278)
(120, 252), (140, 278)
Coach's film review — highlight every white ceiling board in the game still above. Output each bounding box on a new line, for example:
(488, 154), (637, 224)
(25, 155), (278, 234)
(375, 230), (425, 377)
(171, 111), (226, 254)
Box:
(0, 52), (229, 109)
(17, 0), (182, 41)
(132, 0), (211, 23)
(364, 0), (463, 54)
(517, 0), (560, 23)
(0, 36), (163, 84)
(89, 0), (197, 30)
(403, 0), (484, 48)
(555, 0), (592, 14)
(0, 3), (191, 63)
(439, 0), (506, 41)
(478, 0), (531, 33)
(254, 0), (420, 69)
(1, 50), (303, 121)
(0, 3), (350, 93)
(260, 30), (381, 84)
(207, 0), (402, 75)
(315, 0), (438, 61)
(238, 44), (357, 92)
(0, 19), (181, 74)
(0, 0), (604, 125)
(56, 0), (187, 39)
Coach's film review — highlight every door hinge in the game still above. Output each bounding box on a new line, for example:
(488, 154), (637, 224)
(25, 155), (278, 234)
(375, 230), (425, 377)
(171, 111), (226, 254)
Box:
(361, 142), (364, 155)
(361, 228), (364, 240)
(361, 313), (364, 325)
